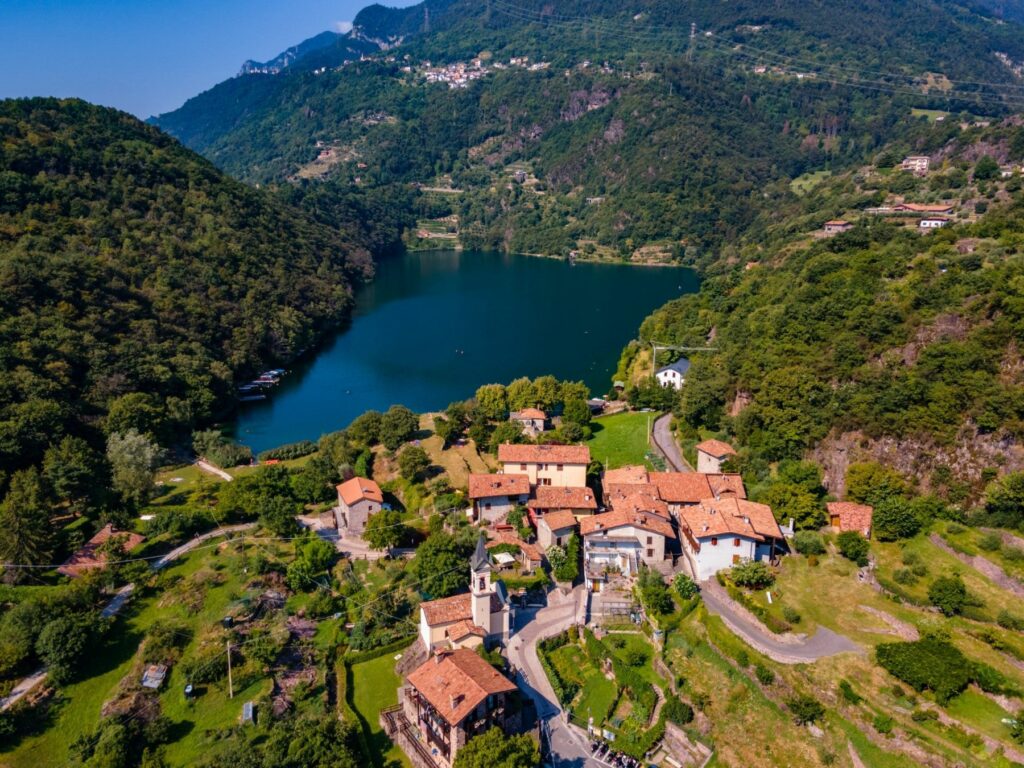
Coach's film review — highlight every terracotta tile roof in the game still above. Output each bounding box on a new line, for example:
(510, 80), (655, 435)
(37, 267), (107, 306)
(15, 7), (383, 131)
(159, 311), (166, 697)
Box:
(57, 524), (146, 578)
(468, 473), (530, 499)
(420, 593), (472, 625)
(601, 465), (649, 488)
(649, 472), (714, 504)
(827, 502), (874, 535)
(606, 489), (670, 518)
(580, 509), (675, 540)
(707, 473), (747, 499)
(486, 533), (542, 563)
(446, 620), (488, 642)
(406, 648), (517, 726)
(337, 477), (383, 506)
(536, 509), (579, 533)
(695, 439), (737, 458)
(498, 443), (590, 465)
(679, 498), (782, 542)
(512, 408), (546, 420)
(527, 485), (597, 510)
(825, 220), (850, 226)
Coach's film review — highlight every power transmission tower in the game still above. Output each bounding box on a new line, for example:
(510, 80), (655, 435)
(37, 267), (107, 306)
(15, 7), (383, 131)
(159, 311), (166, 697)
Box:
(424, 7), (431, 34)
(687, 22), (696, 63)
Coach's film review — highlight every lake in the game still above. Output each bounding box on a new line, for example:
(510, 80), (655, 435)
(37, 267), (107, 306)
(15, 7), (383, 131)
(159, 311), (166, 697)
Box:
(233, 250), (697, 452)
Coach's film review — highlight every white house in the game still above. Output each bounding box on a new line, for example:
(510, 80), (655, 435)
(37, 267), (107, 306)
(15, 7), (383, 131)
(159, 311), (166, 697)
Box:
(900, 156), (930, 175)
(418, 537), (510, 651)
(467, 473), (530, 524)
(919, 217), (950, 230)
(580, 509), (676, 592)
(335, 477), (383, 535)
(655, 358), (690, 390)
(677, 498), (784, 581)
(695, 439), (737, 474)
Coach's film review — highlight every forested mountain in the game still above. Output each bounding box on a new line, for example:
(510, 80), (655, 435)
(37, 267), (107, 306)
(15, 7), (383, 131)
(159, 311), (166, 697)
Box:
(151, 0), (1024, 261)
(0, 98), (377, 497)
(622, 118), (1024, 503)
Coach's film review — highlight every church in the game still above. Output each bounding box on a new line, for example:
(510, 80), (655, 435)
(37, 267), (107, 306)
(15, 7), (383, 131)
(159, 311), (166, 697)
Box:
(418, 537), (511, 651)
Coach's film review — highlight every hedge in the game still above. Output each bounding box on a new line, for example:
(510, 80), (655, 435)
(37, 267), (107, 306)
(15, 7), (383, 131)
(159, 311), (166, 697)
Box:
(537, 631), (579, 706)
(875, 638), (976, 704)
(258, 440), (317, 462)
(723, 580), (791, 634)
(344, 635), (417, 665)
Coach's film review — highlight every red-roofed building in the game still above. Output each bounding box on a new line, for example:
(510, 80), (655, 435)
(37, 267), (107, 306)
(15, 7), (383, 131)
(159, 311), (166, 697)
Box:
(581, 508), (676, 591)
(57, 525), (146, 579)
(534, 509), (578, 550)
(467, 473), (530, 524)
(510, 408), (548, 436)
(527, 485), (597, 519)
(397, 648), (520, 767)
(678, 498), (783, 581)
(335, 477), (383, 534)
(827, 502), (874, 538)
(497, 443), (589, 488)
(695, 439), (737, 474)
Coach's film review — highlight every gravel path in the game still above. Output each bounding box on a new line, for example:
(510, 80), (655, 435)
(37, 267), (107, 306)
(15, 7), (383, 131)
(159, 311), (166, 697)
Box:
(701, 579), (860, 663)
(929, 533), (1024, 597)
(195, 459), (233, 482)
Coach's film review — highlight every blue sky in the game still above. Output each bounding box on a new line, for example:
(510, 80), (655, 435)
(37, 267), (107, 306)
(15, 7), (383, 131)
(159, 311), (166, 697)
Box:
(0, 0), (416, 118)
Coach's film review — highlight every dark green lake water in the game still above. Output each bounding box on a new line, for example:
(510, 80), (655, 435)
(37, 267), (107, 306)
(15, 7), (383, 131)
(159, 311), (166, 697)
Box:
(233, 250), (697, 452)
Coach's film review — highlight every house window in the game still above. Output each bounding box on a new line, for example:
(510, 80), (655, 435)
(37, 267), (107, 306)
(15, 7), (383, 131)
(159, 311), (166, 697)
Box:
(711, 537), (718, 546)
(484, 502), (491, 510)
(646, 536), (653, 545)
(520, 463), (527, 471)
(541, 478), (552, 486)
(647, 548), (654, 558)
(734, 538), (740, 547)
(478, 578), (486, 591)
(557, 464), (563, 471)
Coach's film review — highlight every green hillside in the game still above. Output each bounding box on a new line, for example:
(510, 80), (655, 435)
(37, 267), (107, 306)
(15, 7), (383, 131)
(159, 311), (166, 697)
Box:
(0, 98), (373, 492)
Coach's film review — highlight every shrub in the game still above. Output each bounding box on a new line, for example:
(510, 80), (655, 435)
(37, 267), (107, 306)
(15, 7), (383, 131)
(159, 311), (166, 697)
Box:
(730, 560), (775, 590)
(735, 649), (750, 668)
(553, 534), (580, 582)
(875, 638), (973, 703)
(874, 497), (922, 541)
(873, 714), (894, 734)
(673, 573), (699, 600)
(839, 680), (862, 705)
(837, 531), (870, 566)
(928, 575), (968, 616)
(663, 697), (694, 725)
(978, 532), (1002, 552)
(893, 568), (918, 585)
(997, 610), (1024, 631)
(782, 606), (802, 624)
(637, 569), (674, 615)
(793, 531), (826, 556)
(755, 664), (774, 685)
(786, 695), (825, 725)
(1004, 545), (1024, 562)
(257, 440), (317, 462)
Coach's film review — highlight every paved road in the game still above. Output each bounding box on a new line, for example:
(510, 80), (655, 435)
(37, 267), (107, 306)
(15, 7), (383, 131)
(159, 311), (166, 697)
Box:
(507, 587), (604, 767)
(701, 579), (860, 663)
(1, 524), (256, 712)
(651, 414), (691, 472)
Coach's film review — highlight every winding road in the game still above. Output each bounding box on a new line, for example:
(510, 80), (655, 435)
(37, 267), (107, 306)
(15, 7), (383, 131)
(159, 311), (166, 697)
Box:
(701, 579), (860, 663)
(506, 586), (606, 767)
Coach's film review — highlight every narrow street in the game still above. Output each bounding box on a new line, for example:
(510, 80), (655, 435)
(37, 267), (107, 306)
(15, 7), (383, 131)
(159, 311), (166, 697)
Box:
(506, 586), (602, 767)
(651, 414), (691, 472)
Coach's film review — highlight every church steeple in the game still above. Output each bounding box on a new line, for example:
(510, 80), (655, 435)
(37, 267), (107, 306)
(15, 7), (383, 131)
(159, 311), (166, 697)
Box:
(470, 535), (492, 631)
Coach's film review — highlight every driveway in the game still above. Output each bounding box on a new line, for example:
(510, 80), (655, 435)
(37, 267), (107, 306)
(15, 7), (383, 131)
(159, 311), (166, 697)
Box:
(507, 586), (603, 767)
(651, 414), (691, 471)
(701, 579), (860, 663)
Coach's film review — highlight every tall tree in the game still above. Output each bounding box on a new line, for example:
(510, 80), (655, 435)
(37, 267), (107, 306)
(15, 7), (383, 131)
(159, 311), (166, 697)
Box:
(454, 728), (539, 768)
(0, 467), (55, 578)
(106, 430), (161, 508)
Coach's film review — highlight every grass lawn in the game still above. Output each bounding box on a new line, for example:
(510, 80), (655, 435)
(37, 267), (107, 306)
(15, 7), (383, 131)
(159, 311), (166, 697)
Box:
(418, 413), (491, 488)
(945, 689), (1015, 742)
(911, 108), (951, 122)
(350, 654), (411, 768)
(587, 412), (654, 469)
(574, 671), (618, 726)
(790, 170), (832, 196)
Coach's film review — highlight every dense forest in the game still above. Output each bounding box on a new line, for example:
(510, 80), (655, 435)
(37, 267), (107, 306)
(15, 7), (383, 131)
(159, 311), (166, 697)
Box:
(0, 98), (391, 533)
(622, 118), (1024, 501)
(152, 0), (1024, 262)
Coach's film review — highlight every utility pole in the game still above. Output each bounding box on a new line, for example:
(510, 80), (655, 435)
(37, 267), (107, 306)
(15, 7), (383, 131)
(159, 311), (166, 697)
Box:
(687, 22), (696, 63)
(226, 640), (234, 699)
